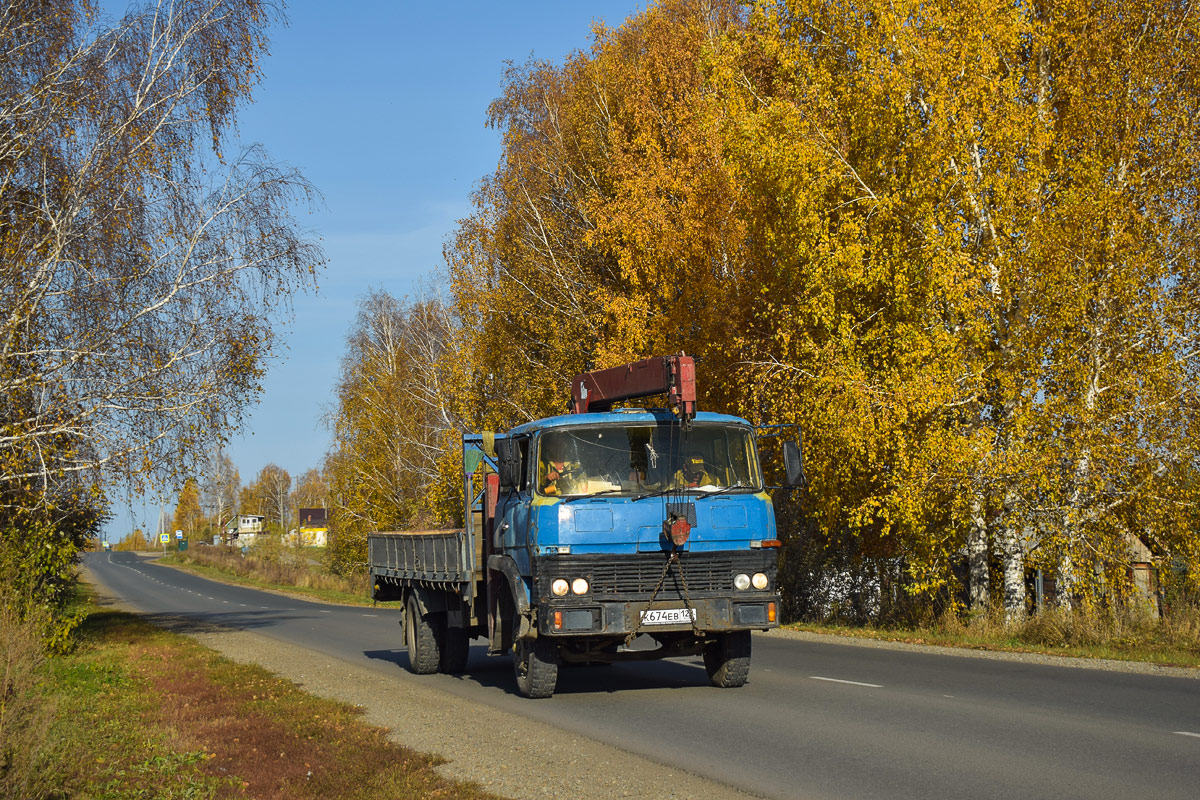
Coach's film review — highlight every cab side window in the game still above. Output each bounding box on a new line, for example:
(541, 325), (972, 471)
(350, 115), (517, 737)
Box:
(517, 437), (530, 491)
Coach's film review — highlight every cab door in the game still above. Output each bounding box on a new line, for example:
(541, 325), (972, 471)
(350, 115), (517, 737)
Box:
(497, 435), (533, 567)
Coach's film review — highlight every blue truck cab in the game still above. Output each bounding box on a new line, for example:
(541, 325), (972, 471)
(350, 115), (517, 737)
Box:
(369, 358), (797, 698)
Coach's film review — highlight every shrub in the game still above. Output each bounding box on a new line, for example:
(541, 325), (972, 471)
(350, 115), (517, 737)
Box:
(0, 598), (62, 800)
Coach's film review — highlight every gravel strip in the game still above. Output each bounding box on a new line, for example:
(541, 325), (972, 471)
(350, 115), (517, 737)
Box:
(83, 570), (761, 800)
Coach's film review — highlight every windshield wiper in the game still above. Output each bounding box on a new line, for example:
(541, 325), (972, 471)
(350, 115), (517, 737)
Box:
(563, 488), (626, 502)
(632, 487), (677, 501)
(633, 483), (754, 500)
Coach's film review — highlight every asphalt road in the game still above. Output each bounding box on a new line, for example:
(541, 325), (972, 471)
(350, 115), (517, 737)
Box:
(85, 551), (1200, 800)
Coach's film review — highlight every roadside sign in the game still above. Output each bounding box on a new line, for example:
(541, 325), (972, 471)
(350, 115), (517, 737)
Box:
(159, 533), (169, 544)
(175, 529), (183, 539)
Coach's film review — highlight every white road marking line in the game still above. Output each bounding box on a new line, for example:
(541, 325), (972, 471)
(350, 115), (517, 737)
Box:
(362, 614), (378, 617)
(319, 610), (332, 613)
(1175, 731), (1200, 739)
(811, 676), (883, 688)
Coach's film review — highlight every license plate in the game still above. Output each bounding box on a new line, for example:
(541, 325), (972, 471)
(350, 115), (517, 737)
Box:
(640, 608), (696, 625)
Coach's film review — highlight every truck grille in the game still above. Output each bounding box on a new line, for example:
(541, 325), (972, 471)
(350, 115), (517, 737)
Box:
(539, 551), (774, 600)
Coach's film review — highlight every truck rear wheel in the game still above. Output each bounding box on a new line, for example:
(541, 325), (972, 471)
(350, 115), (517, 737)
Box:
(439, 625), (470, 674)
(405, 594), (441, 674)
(704, 630), (751, 688)
(513, 636), (558, 698)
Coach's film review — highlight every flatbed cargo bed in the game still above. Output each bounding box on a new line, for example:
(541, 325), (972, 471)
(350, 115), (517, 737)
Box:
(368, 529), (476, 585)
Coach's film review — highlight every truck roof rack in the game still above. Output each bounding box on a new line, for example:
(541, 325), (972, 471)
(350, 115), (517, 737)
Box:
(569, 354), (697, 426)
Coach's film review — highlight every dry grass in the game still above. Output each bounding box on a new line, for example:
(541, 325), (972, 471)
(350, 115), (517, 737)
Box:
(791, 601), (1200, 668)
(0, 602), (61, 800)
(167, 543), (375, 606)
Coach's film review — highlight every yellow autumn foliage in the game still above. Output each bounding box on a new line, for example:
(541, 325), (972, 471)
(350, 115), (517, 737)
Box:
(330, 0), (1200, 615)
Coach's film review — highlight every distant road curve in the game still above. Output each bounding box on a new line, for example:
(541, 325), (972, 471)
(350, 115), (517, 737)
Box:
(85, 551), (1200, 800)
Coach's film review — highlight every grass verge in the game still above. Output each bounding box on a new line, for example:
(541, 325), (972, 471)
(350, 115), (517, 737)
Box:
(4, 590), (500, 800)
(788, 604), (1200, 669)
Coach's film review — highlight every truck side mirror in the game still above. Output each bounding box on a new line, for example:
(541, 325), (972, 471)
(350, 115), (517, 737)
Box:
(496, 438), (522, 490)
(783, 438), (806, 487)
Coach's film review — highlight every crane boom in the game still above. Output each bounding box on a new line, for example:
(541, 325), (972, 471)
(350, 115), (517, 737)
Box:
(569, 354), (697, 425)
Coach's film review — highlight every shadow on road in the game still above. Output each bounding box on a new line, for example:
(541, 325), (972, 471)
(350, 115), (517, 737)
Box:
(124, 609), (312, 636)
(363, 641), (712, 697)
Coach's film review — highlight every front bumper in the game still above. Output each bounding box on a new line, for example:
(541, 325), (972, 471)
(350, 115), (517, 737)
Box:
(536, 594), (780, 636)
(531, 549), (780, 637)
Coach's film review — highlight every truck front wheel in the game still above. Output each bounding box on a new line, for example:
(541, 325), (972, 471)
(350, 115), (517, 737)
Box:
(704, 630), (751, 688)
(513, 636), (558, 698)
(405, 594), (441, 674)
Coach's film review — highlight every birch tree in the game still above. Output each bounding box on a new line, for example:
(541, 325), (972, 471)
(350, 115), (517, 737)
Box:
(171, 477), (202, 539)
(324, 290), (463, 571)
(244, 463), (290, 533)
(1, 1), (321, 633)
(445, 54), (611, 429)
(290, 468), (326, 512)
(0, 1), (323, 502)
(202, 448), (240, 533)
(1023, 0), (1200, 606)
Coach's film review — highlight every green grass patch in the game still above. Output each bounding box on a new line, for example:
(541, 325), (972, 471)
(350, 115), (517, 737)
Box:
(7, 592), (499, 800)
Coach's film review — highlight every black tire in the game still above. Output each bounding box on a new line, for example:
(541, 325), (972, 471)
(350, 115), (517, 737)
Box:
(439, 625), (471, 674)
(512, 636), (559, 698)
(405, 594), (440, 674)
(703, 630), (751, 688)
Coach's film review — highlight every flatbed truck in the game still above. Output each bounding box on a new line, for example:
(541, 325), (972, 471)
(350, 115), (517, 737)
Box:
(368, 355), (802, 697)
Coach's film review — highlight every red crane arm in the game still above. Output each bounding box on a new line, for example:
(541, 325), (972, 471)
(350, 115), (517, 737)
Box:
(569, 354), (697, 424)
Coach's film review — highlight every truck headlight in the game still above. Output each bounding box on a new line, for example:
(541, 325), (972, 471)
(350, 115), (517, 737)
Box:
(571, 577), (589, 595)
(734, 573), (751, 591)
(551, 578), (569, 596)
(752, 572), (769, 590)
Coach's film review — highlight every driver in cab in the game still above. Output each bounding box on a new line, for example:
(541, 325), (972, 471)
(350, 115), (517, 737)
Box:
(540, 437), (583, 495)
(674, 455), (719, 489)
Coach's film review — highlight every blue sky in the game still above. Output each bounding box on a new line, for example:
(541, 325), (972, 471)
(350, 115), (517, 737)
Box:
(110, 0), (645, 538)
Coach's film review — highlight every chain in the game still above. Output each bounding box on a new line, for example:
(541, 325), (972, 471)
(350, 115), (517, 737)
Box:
(624, 552), (678, 647)
(623, 425), (704, 647)
(623, 550), (702, 645)
(675, 554), (702, 637)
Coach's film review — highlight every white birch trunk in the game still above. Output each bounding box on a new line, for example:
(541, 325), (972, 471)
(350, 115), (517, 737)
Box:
(1060, 303), (1104, 608)
(999, 514), (1027, 622)
(1057, 551), (1076, 611)
(968, 494), (990, 611)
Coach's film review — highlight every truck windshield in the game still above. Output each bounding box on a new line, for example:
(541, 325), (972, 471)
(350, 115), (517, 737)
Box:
(537, 423), (762, 498)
